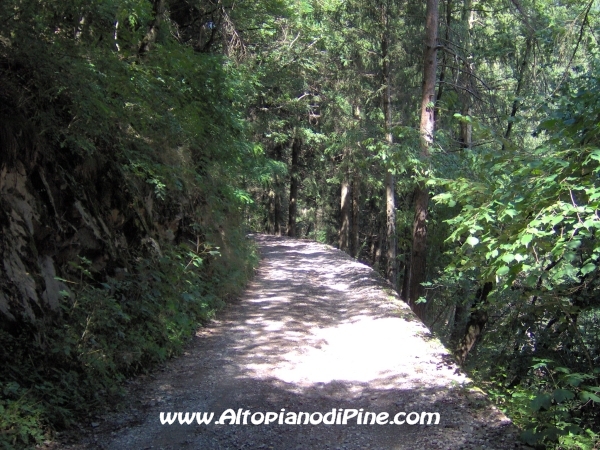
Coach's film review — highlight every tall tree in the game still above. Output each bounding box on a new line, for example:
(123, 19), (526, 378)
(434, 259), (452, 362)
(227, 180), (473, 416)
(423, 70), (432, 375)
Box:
(502, 37), (532, 147)
(340, 147), (352, 252)
(340, 146), (352, 253)
(287, 137), (302, 237)
(381, 1), (397, 286)
(351, 169), (360, 257)
(406, 0), (439, 317)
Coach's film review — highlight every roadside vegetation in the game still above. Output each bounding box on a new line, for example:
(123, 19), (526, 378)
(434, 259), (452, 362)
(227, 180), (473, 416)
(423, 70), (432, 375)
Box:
(1, 0), (599, 448)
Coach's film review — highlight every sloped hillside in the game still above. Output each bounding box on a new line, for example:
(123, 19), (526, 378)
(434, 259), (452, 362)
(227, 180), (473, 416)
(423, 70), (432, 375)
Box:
(0, 3), (259, 446)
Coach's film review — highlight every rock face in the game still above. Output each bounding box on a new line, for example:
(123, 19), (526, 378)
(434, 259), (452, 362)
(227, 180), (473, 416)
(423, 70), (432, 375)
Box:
(62, 235), (527, 450)
(1, 166), (37, 320)
(1, 164), (59, 321)
(0, 152), (183, 324)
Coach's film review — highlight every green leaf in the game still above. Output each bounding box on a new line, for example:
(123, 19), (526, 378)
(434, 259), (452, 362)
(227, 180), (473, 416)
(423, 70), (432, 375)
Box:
(531, 393), (552, 411)
(563, 373), (587, 387)
(501, 254), (515, 263)
(580, 262), (596, 275)
(553, 389), (575, 403)
(520, 429), (540, 446)
(496, 265), (510, 276)
(580, 391), (600, 403)
(466, 236), (479, 246)
(520, 234), (533, 246)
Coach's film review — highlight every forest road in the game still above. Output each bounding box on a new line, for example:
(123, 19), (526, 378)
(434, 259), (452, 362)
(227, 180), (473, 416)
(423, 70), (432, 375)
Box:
(63, 235), (527, 450)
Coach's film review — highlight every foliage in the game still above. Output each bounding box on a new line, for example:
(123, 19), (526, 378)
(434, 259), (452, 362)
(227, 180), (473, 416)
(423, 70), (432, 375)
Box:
(0, 239), (257, 448)
(0, 0), (262, 447)
(3, 0), (600, 448)
(430, 35), (600, 448)
(478, 360), (600, 449)
(237, 1), (600, 445)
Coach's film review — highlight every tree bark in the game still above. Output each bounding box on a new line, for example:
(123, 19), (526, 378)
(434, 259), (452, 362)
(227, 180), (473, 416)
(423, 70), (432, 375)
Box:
(267, 190), (276, 233)
(401, 252), (410, 299)
(408, 187), (429, 317)
(503, 37), (532, 146)
(455, 281), (493, 364)
(287, 138), (301, 237)
(374, 221), (384, 271)
(419, 0), (439, 158)
(351, 172), (360, 258)
(382, 18), (397, 287)
(339, 145), (352, 252)
(370, 233), (378, 267)
(273, 195), (282, 235)
(139, 0), (164, 56)
(271, 143), (284, 236)
(449, 299), (467, 346)
(407, 0), (439, 318)
(434, 0), (452, 122)
(458, 0), (474, 149)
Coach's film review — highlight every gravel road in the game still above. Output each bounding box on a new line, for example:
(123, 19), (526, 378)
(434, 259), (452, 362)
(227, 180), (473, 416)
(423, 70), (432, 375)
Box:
(61, 235), (527, 450)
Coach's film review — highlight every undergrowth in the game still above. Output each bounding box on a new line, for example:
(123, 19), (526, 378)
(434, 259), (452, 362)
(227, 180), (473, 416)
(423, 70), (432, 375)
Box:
(469, 363), (600, 450)
(0, 237), (258, 449)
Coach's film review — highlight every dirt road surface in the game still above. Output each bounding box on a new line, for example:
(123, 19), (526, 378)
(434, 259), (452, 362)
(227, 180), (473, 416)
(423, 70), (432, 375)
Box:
(63, 235), (526, 449)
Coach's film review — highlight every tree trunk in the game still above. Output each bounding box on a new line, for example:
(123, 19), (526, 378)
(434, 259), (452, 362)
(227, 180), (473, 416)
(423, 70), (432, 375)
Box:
(273, 143), (284, 236)
(503, 37), (532, 146)
(408, 187), (429, 317)
(351, 172), (360, 258)
(139, 0), (164, 56)
(385, 171), (396, 285)
(267, 190), (275, 233)
(370, 234), (378, 266)
(339, 147), (351, 253)
(382, 19), (397, 287)
(459, 0), (474, 149)
(420, 0), (439, 157)
(407, 0), (439, 318)
(374, 221), (384, 271)
(287, 138), (301, 237)
(434, 0), (452, 122)
(455, 281), (493, 364)
(274, 193), (282, 235)
(449, 299), (467, 346)
(401, 253), (410, 299)
(459, 106), (472, 148)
